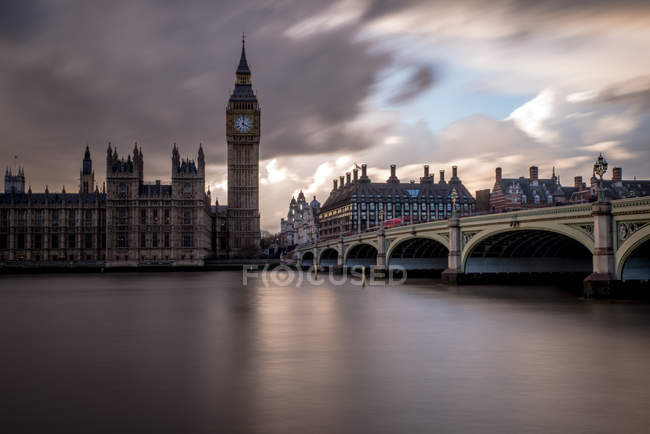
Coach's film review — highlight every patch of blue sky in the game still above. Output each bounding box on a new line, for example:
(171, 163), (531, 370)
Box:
(374, 62), (533, 132)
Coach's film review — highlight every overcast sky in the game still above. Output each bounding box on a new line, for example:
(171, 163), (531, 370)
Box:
(2, 0), (650, 231)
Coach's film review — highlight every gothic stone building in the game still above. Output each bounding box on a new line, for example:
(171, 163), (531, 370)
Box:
(0, 39), (262, 266)
(104, 143), (212, 266)
(279, 191), (320, 248)
(0, 144), (212, 266)
(1, 156), (106, 264)
(319, 164), (476, 240)
(226, 38), (261, 257)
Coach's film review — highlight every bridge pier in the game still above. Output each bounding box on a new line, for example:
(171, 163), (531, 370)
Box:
(337, 236), (344, 268)
(375, 228), (387, 278)
(441, 217), (463, 284)
(584, 201), (618, 298)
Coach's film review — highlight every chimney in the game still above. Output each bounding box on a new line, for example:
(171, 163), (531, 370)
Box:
(574, 176), (583, 189)
(359, 164), (370, 183)
(353, 168), (358, 182)
(612, 167), (622, 182)
(386, 164), (399, 183)
(496, 167), (502, 182)
(451, 165), (458, 180)
(346, 172), (351, 185)
(420, 164), (434, 184)
(439, 170), (445, 183)
(339, 176), (345, 189)
(333, 179), (337, 190)
(529, 166), (538, 181)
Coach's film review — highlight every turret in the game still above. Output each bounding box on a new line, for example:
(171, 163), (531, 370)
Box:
(172, 143), (180, 172)
(80, 145), (95, 193)
(133, 142), (144, 184)
(198, 143), (205, 176)
(4, 166), (26, 194)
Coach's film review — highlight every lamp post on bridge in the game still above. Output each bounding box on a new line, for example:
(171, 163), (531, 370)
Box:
(584, 153), (616, 297)
(450, 188), (458, 219)
(593, 153), (608, 202)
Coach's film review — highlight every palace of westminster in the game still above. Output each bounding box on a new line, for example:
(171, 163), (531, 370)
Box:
(3, 39), (648, 266)
(0, 40), (261, 266)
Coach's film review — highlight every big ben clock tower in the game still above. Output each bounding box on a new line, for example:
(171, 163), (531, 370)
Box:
(226, 36), (261, 257)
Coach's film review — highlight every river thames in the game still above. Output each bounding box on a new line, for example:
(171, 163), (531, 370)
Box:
(1, 271), (649, 433)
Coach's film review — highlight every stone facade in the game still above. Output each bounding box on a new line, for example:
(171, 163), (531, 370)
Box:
(0, 40), (264, 266)
(280, 191), (320, 248)
(104, 143), (212, 266)
(0, 145), (212, 266)
(226, 38), (261, 257)
(1, 154), (106, 264)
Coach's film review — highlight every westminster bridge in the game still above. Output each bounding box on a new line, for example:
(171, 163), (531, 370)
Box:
(292, 197), (650, 297)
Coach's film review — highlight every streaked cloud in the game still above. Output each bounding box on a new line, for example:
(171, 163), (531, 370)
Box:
(1, 0), (650, 231)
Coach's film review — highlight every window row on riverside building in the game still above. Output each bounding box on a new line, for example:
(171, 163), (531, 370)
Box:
(0, 144), (220, 267)
(0, 192), (106, 262)
(318, 164), (476, 240)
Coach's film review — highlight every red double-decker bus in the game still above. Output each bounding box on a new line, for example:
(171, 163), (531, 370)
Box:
(379, 216), (413, 229)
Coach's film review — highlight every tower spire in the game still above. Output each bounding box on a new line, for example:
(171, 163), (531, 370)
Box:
(235, 34), (251, 85)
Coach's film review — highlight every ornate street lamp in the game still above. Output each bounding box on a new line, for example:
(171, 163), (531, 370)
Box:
(450, 188), (458, 218)
(593, 153), (608, 201)
(379, 209), (384, 230)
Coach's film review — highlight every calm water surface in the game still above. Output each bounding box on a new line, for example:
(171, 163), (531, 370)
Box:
(1, 271), (650, 433)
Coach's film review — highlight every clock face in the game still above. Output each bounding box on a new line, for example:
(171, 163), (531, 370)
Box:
(234, 115), (253, 133)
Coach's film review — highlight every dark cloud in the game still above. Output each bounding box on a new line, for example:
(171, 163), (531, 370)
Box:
(388, 66), (436, 105)
(0, 0), (44, 41)
(1, 0), (650, 196)
(0, 0), (392, 189)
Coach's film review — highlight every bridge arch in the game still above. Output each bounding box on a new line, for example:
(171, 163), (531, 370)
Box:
(463, 227), (592, 274)
(462, 223), (593, 270)
(385, 234), (449, 260)
(300, 251), (315, 268)
(617, 224), (650, 280)
(318, 247), (339, 268)
(386, 236), (449, 270)
(344, 243), (378, 268)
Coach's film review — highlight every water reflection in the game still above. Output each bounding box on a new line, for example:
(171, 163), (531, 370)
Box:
(1, 271), (649, 433)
